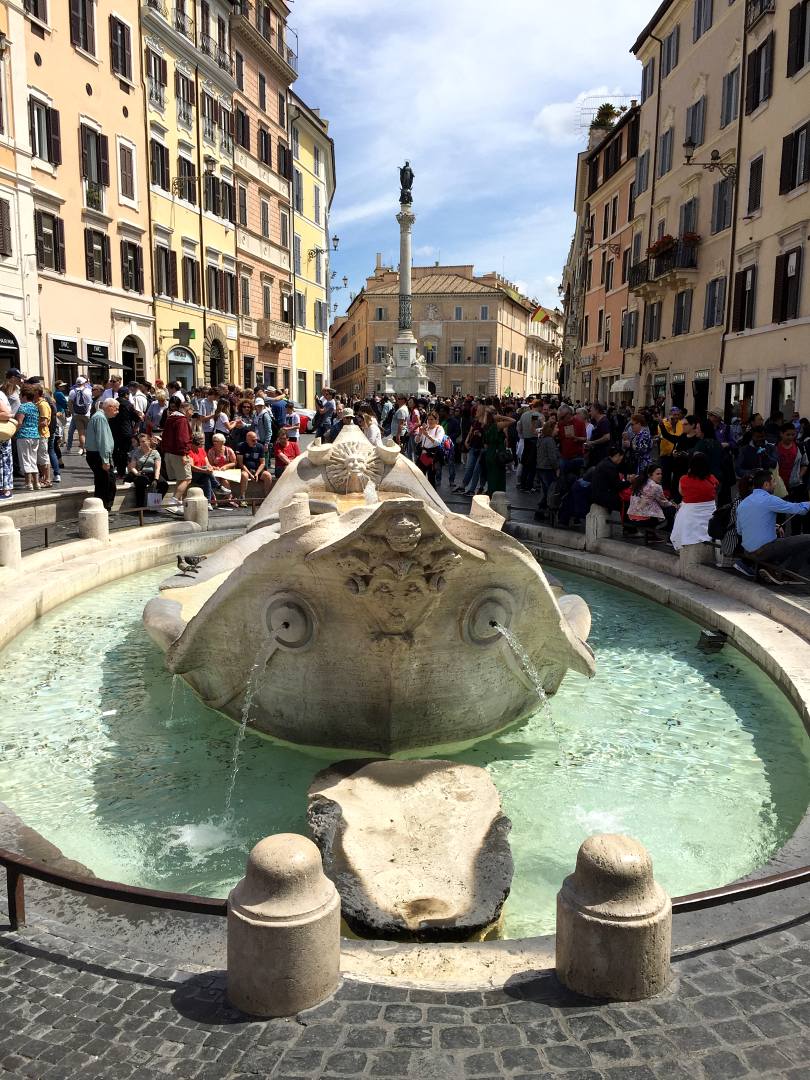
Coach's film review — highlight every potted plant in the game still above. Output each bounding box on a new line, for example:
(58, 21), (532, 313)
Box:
(681, 231), (701, 246)
(647, 234), (676, 257)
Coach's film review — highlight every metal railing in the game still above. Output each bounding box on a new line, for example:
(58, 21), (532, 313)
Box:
(650, 239), (699, 279)
(85, 180), (104, 212)
(629, 259), (650, 289)
(3, 841), (809, 934)
(177, 100), (193, 126)
(148, 78), (166, 109)
(216, 46), (234, 75)
(146, 0), (168, 13)
(200, 31), (215, 56)
(746, 0), (775, 30)
(173, 7), (194, 39)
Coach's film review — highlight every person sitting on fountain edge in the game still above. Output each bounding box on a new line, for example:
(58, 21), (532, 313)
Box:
(734, 468), (810, 583)
(237, 428), (273, 504)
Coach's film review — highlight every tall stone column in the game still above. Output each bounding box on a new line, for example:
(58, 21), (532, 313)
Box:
(397, 205), (416, 343)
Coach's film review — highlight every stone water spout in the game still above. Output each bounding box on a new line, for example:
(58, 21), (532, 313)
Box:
(143, 425), (595, 754)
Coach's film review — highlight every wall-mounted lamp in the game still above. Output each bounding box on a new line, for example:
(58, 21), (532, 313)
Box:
(331, 235), (340, 251)
(683, 139), (737, 182)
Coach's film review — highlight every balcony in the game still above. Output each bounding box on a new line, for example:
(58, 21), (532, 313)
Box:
(257, 317), (293, 347)
(220, 131), (234, 154)
(650, 238), (699, 282)
(230, 1), (298, 77)
(239, 315), (256, 336)
(200, 31), (214, 57)
(177, 100), (193, 127)
(146, 0), (167, 14)
(216, 46), (234, 75)
(173, 7), (194, 39)
(628, 259), (650, 291)
(148, 78), (165, 109)
(85, 180), (104, 212)
(746, 0), (775, 30)
(202, 116), (216, 142)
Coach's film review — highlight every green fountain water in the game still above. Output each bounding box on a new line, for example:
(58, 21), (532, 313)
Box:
(1, 563), (808, 937)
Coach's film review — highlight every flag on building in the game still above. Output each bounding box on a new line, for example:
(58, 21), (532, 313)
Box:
(531, 305), (553, 324)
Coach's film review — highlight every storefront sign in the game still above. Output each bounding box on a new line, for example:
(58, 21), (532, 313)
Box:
(86, 343), (110, 363)
(0, 326), (20, 365)
(694, 369), (710, 380)
(671, 372), (685, 384)
(53, 338), (79, 359)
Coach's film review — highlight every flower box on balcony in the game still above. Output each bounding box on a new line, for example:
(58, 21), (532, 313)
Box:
(681, 232), (701, 247)
(647, 235), (676, 257)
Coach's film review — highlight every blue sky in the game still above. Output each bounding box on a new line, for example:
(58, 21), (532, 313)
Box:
(292, 0), (653, 316)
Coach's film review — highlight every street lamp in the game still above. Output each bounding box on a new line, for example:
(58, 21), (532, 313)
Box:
(331, 235), (340, 251)
(683, 138), (737, 182)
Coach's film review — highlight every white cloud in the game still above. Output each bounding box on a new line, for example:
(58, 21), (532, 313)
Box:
(533, 87), (629, 147)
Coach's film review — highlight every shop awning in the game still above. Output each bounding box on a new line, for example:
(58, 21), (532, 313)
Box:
(610, 377), (638, 395)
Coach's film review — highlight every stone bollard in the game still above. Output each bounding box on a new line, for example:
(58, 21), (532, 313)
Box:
(556, 834), (672, 1001)
(227, 834), (341, 1018)
(585, 504), (611, 547)
(77, 497), (109, 542)
(679, 541), (713, 578)
(0, 516), (21, 568)
(490, 491), (510, 520)
(183, 487), (209, 530)
(279, 493), (311, 535)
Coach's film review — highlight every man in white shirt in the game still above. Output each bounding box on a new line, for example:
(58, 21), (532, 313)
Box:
(100, 375), (123, 402)
(199, 388), (218, 448)
(68, 376), (93, 454)
(391, 394), (409, 446)
(284, 400), (301, 442)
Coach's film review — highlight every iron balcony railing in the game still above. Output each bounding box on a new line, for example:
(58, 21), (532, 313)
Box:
(173, 7), (194, 39)
(220, 131), (234, 154)
(202, 116), (216, 141)
(216, 46), (234, 75)
(200, 31), (214, 56)
(177, 100), (192, 126)
(146, 0), (168, 14)
(85, 180), (104, 212)
(650, 239), (699, 279)
(629, 258), (650, 289)
(147, 78), (165, 109)
(746, 0), (775, 30)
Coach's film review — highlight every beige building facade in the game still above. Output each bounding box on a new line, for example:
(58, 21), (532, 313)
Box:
(330, 262), (540, 400)
(26, 0), (154, 386)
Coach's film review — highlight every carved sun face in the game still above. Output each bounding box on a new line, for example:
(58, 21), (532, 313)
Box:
(324, 441), (385, 493)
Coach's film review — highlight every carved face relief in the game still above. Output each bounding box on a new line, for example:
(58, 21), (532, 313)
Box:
(324, 441), (385, 493)
(386, 514), (422, 552)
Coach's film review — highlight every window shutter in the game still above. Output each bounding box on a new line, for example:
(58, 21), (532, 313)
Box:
(86, 0), (95, 52)
(69, 0), (81, 46)
(79, 124), (89, 178)
(692, 0), (700, 41)
(123, 24), (132, 79)
(745, 49), (757, 114)
(0, 199), (11, 257)
(99, 134), (109, 186)
(55, 217), (65, 272)
(28, 98), (35, 156)
(162, 146), (170, 191)
(683, 289), (692, 333)
(34, 211), (45, 268)
(716, 276), (726, 327)
(703, 281), (713, 328)
(773, 253), (787, 322)
(109, 16), (117, 71)
(181, 255), (189, 302)
(102, 234), (111, 285)
(168, 249), (178, 297)
(194, 261), (201, 305)
(697, 96), (706, 144)
(150, 140), (158, 186)
(120, 238), (128, 288)
(787, 247), (803, 318)
(84, 228), (95, 280)
(763, 32), (774, 101)
(710, 180), (720, 232)
(48, 108), (61, 165)
(780, 133), (795, 193)
(160, 56), (168, 86)
(788, 3), (803, 77)
(135, 245), (143, 292)
(174, 70), (180, 96)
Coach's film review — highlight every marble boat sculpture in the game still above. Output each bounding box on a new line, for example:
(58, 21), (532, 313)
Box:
(143, 425), (595, 754)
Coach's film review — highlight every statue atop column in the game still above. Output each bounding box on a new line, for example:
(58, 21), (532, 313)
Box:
(399, 161), (414, 205)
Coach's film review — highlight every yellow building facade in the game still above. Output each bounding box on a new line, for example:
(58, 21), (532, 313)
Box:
(142, 0), (238, 389)
(288, 91), (334, 407)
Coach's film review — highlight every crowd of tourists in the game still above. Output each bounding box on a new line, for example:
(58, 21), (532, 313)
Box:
(2, 363), (809, 582)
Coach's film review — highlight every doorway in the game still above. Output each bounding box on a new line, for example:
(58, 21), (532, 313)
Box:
(693, 378), (710, 417)
(670, 378), (686, 411)
(209, 341), (225, 387)
(770, 376), (797, 419)
(724, 381), (755, 424)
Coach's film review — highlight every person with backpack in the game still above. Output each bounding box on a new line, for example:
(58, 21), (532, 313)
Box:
(68, 376), (92, 455)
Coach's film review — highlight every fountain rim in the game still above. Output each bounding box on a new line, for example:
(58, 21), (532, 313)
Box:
(1, 519), (810, 989)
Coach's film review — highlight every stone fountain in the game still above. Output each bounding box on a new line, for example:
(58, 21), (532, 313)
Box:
(143, 423), (594, 755)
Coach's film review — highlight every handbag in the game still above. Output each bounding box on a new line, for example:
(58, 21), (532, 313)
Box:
(146, 490), (164, 510)
(0, 418), (16, 444)
(419, 450), (434, 468)
(495, 447), (514, 466)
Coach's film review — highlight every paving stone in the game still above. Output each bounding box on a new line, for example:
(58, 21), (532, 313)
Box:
(439, 1026), (481, 1050)
(322, 1049), (368, 1074)
(499, 1046), (542, 1071)
(698, 1050), (749, 1079)
(480, 1023), (522, 1048)
(390, 1025), (433, 1048)
(382, 1003), (423, 1024)
(461, 1052), (499, 1076)
(567, 1013), (618, 1041)
(543, 1042), (593, 1068)
(343, 1025), (387, 1049)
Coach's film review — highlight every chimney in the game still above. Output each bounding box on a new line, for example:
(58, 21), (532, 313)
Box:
(375, 252), (383, 270)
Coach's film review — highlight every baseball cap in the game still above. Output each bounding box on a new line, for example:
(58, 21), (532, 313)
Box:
(76, 376), (88, 385)
(6, 368), (23, 378)
(254, 397), (265, 405)
(264, 385), (277, 394)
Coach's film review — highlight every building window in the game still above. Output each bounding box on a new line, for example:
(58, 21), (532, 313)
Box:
(373, 344), (386, 365)
(635, 150), (649, 195)
(25, 0), (47, 20)
(597, 309), (604, 341)
(693, 0), (713, 42)
(476, 344), (489, 364)
(315, 252), (322, 285)
(603, 315), (611, 351)
(0, 200), (11, 258)
(80, 125), (109, 211)
(235, 50), (243, 89)
(293, 234), (301, 274)
(175, 72), (194, 127)
(657, 128), (674, 177)
(314, 185), (321, 224)
(425, 344), (437, 365)
(150, 139), (169, 191)
(182, 255), (200, 304)
(745, 32), (774, 114)
(450, 345), (463, 364)
(240, 275), (250, 316)
(672, 288), (693, 336)
(119, 141), (135, 202)
(84, 228), (111, 285)
(374, 306), (386, 321)
(109, 16), (132, 79)
(295, 290), (306, 327)
(258, 126), (271, 167)
(679, 196), (699, 235)
(621, 247), (630, 284)
(280, 210), (289, 248)
(662, 24), (680, 76)
(620, 309), (638, 348)
(711, 177), (733, 233)
(177, 155), (196, 204)
(293, 169), (303, 212)
(28, 98), (61, 165)
(602, 203), (609, 239)
(644, 300), (662, 342)
(704, 276), (727, 328)
(685, 96), (706, 147)
(34, 210), (65, 272)
(278, 91), (285, 126)
(779, 121), (810, 193)
(640, 57), (656, 103)
(236, 183), (247, 225)
(262, 283), (272, 316)
(154, 244), (176, 297)
(747, 155), (764, 214)
(235, 107), (250, 150)
(120, 240), (143, 292)
(292, 125), (300, 159)
(314, 145), (321, 177)
(720, 66), (740, 128)
(258, 72), (266, 111)
(146, 49), (167, 109)
(70, 0), (96, 55)
(773, 248), (803, 322)
(260, 198), (270, 238)
(203, 173), (221, 215)
(788, 1), (810, 76)
(297, 371), (307, 405)
(732, 266), (757, 330)
(605, 258), (614, 291)
(454, 305), (462, 320)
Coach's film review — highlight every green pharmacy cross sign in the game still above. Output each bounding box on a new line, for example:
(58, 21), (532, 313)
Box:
(173, 323), (196, 347)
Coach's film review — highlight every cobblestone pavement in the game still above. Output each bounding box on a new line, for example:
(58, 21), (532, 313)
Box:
(1, 913), (809, 1079)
